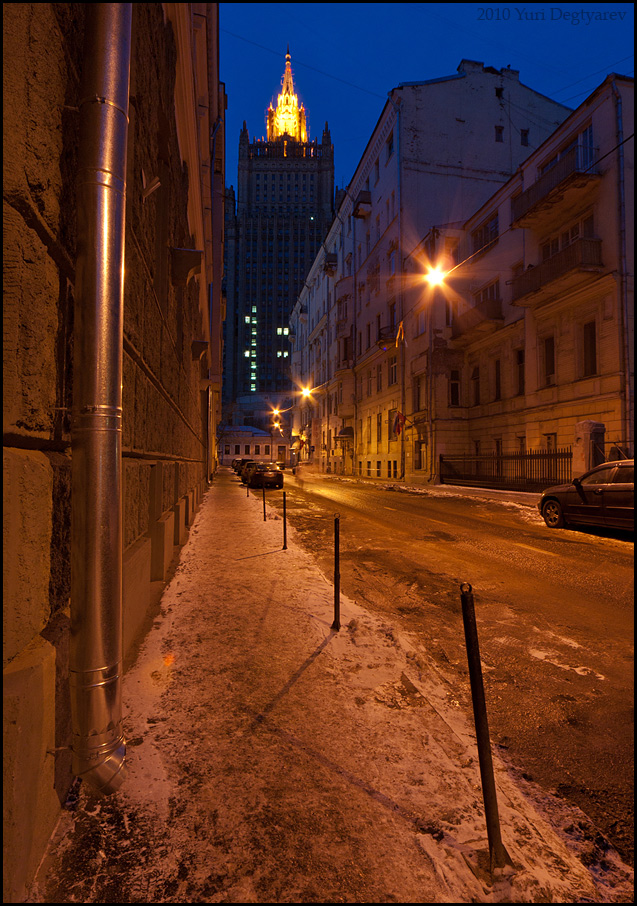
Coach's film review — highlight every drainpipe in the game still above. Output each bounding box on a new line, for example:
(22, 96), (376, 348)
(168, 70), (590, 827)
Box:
(70, 3), (132, 794)
(610, 80), (632, 453)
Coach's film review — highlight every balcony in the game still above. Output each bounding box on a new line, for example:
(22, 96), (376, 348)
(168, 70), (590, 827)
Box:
(323, 252), (337, 275)
(511, 238), (603, 305)
(451, 297), (504, 346)
(335, 275), (353, 308)
(336, 317), (351, 338)
(512, 147), (600, 227)
(353, 190), (372, 219)
(376, 325), (397, 350)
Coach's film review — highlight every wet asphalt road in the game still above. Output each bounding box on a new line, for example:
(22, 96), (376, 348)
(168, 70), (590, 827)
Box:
(266, 474), (634, 867)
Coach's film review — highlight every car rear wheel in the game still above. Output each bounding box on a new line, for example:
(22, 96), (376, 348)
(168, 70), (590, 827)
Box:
(542, 498), (566, 528)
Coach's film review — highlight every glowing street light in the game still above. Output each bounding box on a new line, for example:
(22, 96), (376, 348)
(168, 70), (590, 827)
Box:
(424, 264), (447, 287)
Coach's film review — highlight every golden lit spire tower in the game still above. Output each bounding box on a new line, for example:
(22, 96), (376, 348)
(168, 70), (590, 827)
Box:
(267, 47), (307, 142)
(224, 43), (333, 413)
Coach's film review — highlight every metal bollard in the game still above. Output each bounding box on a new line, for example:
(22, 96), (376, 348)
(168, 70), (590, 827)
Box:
(331, 514), (341, 631)
(459, 582), (512, 874)
(282, 491), (287, 550)
(263, 484), (266, 521)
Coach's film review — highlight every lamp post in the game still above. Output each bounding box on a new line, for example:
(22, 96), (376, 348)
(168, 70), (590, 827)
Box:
(273, 387), (313, 467)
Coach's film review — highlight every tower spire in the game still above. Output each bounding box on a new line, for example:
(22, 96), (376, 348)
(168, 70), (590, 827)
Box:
(266, 47), (307, 143)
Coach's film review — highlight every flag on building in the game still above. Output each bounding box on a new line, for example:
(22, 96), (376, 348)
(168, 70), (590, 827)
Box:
(393, 411), (407, 435)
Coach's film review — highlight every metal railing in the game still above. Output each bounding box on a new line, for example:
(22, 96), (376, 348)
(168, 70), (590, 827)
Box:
(511, 238), (603, 302)
(439, 447), (573, 491)
(512, 146), (599, 222)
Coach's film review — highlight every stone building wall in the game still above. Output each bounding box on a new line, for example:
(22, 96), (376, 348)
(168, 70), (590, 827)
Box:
(3, 5), (220, 899)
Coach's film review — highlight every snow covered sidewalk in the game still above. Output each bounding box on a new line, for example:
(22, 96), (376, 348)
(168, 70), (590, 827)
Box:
(29, 469), (633, 903)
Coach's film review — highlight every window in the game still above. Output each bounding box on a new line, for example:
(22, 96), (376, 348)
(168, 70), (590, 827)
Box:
(386, 132), (394, 160)
(515, 348), (525, 395)
(543, 336), (556, 386)
(265, 445), (270, 456)
(377, 413), (382, 443)
(414, 439), (425, 470)
(254, 445), (260, 455)
(583, 320), (597, 376)
(245, 445), (250, 454)
(472, 214), (499, 254)
(388, 355), (397, 386)
(413, 374), (423, 411)
(234, 444), (240, 455)
(374, 159), (380, 184)
(613, 464), (634, 484)
(495, 125), (504, 143)
(494, 359), (501, 401)
(366, 369), (373, 396)
(521, 129), (529, 147)
(474, 280), (500, 305)
(388, 408), (397, 441)
(376, 363), (383, 392)
(471, 366), (480, 406)
(449, 370), (460, 407)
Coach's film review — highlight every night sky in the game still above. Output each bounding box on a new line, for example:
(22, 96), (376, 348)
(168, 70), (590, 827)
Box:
(220, 1), (634, 191)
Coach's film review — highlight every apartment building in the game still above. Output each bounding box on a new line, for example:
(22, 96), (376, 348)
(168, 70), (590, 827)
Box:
(289, 59), (572, 478)
(408, 72), (634, 484)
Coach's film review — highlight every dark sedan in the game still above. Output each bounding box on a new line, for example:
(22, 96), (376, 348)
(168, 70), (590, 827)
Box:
(247, 462), (284, 489)
(539, 459), (634, 530)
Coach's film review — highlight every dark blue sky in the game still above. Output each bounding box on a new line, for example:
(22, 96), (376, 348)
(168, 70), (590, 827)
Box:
(220, 2), (634, 191)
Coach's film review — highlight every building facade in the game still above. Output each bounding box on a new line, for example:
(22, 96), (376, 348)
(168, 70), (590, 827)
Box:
(3, 4), (225, 899)
(217, 426), (290, 468)
(410, 73), (633, 485)
(223, 50), (334, 429)
(289, 60), (573, 479)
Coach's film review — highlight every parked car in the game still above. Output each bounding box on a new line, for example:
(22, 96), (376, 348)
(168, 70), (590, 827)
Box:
(247, 462), (284, 489)
(538, 459), (634, 530)
(238, 459), (255, 481)
(240, 461), (259, 484)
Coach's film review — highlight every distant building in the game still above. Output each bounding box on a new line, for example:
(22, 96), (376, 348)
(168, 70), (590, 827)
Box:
(223, 49), (334, 428)
(217, 425), (289, 467)
(290, 60), (573, 479)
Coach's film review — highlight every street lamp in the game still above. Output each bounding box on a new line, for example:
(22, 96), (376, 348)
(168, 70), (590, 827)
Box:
(271, 387), (315, 466)
(425, 264), (448, 287)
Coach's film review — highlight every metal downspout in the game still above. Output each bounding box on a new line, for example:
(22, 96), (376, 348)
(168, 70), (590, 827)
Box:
(70, 3), (132, 794)
(611, 80), (632, 452)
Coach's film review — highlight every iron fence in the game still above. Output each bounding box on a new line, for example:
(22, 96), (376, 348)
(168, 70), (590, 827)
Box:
(439, 447), (573, 491)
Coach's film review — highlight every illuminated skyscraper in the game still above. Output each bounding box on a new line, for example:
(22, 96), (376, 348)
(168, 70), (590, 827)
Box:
(223, 49), (334, 424)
